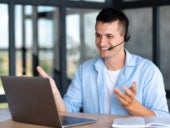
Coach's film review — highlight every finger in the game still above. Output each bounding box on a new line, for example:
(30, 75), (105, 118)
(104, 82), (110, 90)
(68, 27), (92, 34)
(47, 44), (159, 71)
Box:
(123, 86), (135, 99)
(36, 66), (49, 78)
(114, 91), (129, 106)
(130, 82), (136, 95)
(114, 88), (130, 102)
(114, 87), (133, 106)
(115, 94), (127, 105)
(132, 82), (136, 92)
(114, 87), (124, 97)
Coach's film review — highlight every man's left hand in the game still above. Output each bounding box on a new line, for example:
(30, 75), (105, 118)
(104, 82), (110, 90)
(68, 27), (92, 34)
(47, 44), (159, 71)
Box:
(114, 81), (155, 116)
(114, 81), (136, 108)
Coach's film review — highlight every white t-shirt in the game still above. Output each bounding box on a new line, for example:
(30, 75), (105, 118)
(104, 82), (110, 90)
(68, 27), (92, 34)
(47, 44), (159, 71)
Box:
(104, 68), (121, 114)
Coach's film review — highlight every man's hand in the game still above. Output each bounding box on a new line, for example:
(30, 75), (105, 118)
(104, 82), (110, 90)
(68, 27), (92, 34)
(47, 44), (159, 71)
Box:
(114, 82), (155, 116)
(114, 82), (136, 108)
(36, 66), (66, 112)
(36, 66), (58, 93)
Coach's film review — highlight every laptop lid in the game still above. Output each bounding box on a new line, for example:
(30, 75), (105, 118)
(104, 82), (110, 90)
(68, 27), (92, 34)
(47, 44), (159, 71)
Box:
(1, 76), (62, 127)
(1, 76), (96, 128)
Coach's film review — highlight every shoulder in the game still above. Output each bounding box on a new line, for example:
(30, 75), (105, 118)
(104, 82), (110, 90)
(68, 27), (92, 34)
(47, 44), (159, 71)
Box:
(126, 50), (156, 67)
(76, 57), (104, 74)
(75, 58), (97, 73)
(81, 58), (98, 65)
(127, 51), (162, 75)
(79, 57), (102, 68)
(135, 55), (157, 68)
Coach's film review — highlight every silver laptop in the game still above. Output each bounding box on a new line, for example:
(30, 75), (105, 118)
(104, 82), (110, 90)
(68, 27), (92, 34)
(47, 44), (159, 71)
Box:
(1, 76), (96, 128)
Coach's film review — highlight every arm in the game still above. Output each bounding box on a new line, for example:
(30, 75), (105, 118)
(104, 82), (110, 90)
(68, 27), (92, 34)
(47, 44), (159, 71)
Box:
(36, 66), (66, 112)
(114, 82), (155, 117)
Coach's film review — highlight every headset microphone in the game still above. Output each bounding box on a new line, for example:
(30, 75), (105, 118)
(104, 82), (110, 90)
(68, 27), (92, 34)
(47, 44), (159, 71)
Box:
(107, 41), (124, 51)
(107, 32), (130, 51)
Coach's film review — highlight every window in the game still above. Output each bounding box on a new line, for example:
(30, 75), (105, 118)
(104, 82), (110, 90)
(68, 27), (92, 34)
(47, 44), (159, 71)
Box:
(0, 4), (8, 96)
(66, 8), (99, 79)
(14, 5), (58, 76)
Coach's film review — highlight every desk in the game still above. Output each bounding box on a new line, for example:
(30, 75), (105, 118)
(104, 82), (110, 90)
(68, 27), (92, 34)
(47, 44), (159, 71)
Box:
(0, 109), (125, 128)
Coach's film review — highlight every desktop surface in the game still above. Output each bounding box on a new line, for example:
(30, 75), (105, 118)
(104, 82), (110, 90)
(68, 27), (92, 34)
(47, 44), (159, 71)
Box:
(0, 108), (126, 128)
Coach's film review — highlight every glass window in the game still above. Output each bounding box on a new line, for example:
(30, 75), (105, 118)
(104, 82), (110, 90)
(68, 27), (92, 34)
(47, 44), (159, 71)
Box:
(124, 8), (152, 60)
(37, 6), (56, 76)
(38, 6), (55, 13)
(14, 5), (58, 76)
(0, 4), (8, 96)
(25, 18), (33, 48)
(15, 5), (23, 49)
(39, 51), (53, 75)
(160, 6), (170, 90)
(38, 7), (59, 76)
(15, 5), (24, 75)
(0, 4), (8, 49)
(15, 5), (33, 75)
(38, 19), (53, 48)
(25, 5), (32, 15)
(66, 8), (99, 79)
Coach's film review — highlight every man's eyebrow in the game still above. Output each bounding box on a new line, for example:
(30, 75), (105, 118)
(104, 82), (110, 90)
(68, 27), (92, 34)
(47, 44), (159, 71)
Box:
(105, 33), (114, 36)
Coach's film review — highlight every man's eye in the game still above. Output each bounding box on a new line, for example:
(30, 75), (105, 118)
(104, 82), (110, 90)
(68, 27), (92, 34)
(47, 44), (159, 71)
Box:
(95, 34), (101, 38)
(107, 35), (113, 38)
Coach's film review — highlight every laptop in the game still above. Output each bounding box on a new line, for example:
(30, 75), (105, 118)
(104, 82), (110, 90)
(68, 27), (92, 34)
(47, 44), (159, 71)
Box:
(1, 76), (97, 128)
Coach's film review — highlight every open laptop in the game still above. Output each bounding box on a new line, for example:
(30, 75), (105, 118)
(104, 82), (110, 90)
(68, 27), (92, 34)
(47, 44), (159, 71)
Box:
(1, 76), (97, 128)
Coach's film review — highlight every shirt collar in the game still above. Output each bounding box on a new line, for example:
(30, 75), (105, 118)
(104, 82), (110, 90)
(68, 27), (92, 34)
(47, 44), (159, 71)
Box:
(124, 49), (136, 67)
(94, 49), (136, 71)
(94, 57), (105, 72)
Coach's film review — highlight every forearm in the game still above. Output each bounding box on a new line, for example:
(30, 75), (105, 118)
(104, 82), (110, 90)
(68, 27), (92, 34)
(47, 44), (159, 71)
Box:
(53, 88), (67, 112)
(126, 100), (155, 117)
(36, 66), (67, 112)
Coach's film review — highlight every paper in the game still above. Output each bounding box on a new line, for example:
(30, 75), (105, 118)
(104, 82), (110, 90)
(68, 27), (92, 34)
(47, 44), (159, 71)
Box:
(112, 116), (170, 128)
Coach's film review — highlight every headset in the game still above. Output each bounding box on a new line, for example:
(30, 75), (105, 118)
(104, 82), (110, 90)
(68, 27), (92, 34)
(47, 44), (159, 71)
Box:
(107, 25), (130, 51)
(124, 32), (130, 43)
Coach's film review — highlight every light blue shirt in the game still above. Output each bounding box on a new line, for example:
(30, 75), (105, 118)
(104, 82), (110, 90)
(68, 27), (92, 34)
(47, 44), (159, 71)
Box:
(63, 50), (169, 117)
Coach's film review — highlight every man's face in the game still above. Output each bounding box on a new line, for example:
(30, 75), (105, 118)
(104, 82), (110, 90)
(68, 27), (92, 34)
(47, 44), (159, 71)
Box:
(95, 20), (125, 59)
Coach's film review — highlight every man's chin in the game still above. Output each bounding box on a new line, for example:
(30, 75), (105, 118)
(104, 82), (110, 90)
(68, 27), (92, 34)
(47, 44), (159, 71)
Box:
(100, 54), (110, 59)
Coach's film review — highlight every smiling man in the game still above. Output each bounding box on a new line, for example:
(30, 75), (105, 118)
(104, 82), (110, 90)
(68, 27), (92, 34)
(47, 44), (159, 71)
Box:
(37, 8), (169, 117)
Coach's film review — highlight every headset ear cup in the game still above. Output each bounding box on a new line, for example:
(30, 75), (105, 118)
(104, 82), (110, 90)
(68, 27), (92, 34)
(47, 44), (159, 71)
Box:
(125, 33), (130, 42)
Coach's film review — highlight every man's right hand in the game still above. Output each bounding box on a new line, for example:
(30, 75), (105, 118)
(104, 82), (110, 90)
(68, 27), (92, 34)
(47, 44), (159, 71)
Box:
(36, 66), (58, 93)
(36, 66), (66, 112)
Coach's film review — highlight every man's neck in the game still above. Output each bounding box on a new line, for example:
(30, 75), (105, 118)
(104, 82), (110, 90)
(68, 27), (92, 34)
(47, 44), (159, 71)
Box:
(104, 51), (125, 71)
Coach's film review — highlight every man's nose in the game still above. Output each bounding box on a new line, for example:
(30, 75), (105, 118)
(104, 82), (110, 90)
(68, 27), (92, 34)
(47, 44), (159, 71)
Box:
(99, 36), (107, 46)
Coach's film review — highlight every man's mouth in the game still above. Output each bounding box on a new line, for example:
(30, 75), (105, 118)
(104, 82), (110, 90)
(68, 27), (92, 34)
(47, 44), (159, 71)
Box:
(101, 47), (109, 51)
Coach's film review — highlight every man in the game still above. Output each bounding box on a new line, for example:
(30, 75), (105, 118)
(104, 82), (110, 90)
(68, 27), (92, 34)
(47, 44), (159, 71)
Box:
(37, 8), (169, 117)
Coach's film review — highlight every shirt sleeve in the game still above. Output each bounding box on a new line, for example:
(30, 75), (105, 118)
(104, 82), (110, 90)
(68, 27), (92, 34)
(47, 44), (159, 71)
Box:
(142, 64), (170, 117)
(63, 65), (83, 112)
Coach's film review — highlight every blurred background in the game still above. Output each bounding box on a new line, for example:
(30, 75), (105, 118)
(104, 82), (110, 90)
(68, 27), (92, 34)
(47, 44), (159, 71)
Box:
(0, 0), (170, 110)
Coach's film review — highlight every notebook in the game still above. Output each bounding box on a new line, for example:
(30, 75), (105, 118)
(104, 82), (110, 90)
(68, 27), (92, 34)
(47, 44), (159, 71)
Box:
(1, 76), (97, 128)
